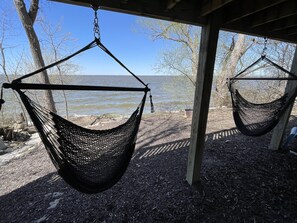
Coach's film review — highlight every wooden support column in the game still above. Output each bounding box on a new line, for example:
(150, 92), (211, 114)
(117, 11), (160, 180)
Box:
(269, 48), (297, 150)
(186, 15), (220, 185)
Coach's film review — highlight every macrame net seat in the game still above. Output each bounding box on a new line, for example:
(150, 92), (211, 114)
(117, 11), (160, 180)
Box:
(1, 38), (153, 193)
(228, 56), (297, 137)
(229, 86), (292, 136)
(18, 90), (145, 193)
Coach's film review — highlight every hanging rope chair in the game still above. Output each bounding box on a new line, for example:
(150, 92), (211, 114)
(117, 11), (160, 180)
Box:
(228, 38), (297, 136)
(1, 9), (154, 193)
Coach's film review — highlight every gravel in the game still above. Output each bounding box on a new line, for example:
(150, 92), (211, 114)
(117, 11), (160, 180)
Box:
(1, 109), (297, 223)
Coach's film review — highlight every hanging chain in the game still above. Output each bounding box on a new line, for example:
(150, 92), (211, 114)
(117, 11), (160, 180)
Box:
(93, 7), (101, 41)
(261, 36), (268, 57)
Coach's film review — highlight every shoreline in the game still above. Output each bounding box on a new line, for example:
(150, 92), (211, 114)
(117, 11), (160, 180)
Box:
(0, 108), (231, 168)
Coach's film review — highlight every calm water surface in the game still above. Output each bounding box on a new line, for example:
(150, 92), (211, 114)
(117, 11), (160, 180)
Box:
(1, 75), (194, 118)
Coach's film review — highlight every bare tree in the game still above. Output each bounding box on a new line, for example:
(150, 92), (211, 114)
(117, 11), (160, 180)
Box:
(39, 19), (78, 119)
(245, 40), (296, 103)
(14, 0), (56, 112)
(0, 43), (28, 125)
(0, 5), (28, 125)
(139, 20), (257, 108)
(140, 18), (296, 109)
(139, 19), (200, 85)
(214, 34), (256, 107)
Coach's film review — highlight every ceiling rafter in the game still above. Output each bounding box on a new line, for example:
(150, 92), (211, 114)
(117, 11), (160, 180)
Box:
(269, 25), (297, 36)
(250, 0), (297, 28)
(50, 0), (297, 43)
(228, 10), (297, 34)
(200, 0), (233, 16)
(223, 0), (286, 24)
(223, 24), (297, 43)
(288, 32), (297, 37)
(265, 15), (297, 32)
(166, 0), (181, 10)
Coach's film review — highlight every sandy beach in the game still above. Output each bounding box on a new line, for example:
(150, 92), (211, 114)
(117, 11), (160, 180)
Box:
(1, 109), (297, 222)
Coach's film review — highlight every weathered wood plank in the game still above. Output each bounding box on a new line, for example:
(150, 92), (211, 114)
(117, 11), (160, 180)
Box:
(166, 0), (181, 10)
(269, 47), (297, 150)
(186, 14), (220, 185)
(49, 0), (207, 26)
(251, 0), (297, 28)
(201, 0), (233, 16)
(263, 15), (297, 32)
(224, 0), (286, 24)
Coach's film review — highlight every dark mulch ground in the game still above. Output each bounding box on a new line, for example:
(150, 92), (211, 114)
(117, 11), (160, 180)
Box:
(1, 110), (297, 222)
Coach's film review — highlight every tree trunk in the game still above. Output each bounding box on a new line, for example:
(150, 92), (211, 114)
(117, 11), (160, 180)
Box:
(14, 0), (56, 112)
(215, 34), (246, 107)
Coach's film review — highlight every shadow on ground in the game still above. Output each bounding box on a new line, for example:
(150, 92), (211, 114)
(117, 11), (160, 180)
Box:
(1, 118), (297, 222)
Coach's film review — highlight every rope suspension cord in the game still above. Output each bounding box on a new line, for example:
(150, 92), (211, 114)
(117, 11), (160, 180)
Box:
(229, 57), (297, 82)
(5, 6), (147, 88)
(91, 3), (155, 113)
(0, 5), (154, 113)
(91, 6), (148, 88)
(11, 41), (97, 84)
(2, 6), (154, 111)
(6, 38), (149, 90)
(229, 37), (297, 83)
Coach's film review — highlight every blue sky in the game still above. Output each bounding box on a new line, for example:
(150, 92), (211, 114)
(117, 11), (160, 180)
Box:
(2, 0), (170, 76)
(3, 1), (291, 78)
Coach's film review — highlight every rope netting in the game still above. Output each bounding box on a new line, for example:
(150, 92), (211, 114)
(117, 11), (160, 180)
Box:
(228, 55), (297, 136)
(18, 90), (145, 193)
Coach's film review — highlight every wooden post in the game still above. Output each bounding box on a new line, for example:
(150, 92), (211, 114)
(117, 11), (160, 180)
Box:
(186, 15), (220, 185)
(269, 48), (297, 150)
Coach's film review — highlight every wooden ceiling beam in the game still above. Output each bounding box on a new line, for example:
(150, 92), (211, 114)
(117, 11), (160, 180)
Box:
(49, 0), (99, 8)
(200, 0), (233, 16)
(288, 31), (297, 36)
(222, 24), (297, 44)
(249, 15), (297, 33)
(50, 0), (207, 25)
(224, 0), (286, 24)
(268, 16), (297, 32)
(49, 0), (297, 43)
(273, 25), (297, 35)
(251, 0), (297, 28)
(166, 0), (181, 10)
(288, 33), (297, 38)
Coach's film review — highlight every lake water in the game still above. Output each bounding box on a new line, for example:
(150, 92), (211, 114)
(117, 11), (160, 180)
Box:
(1, 75), (195, 119)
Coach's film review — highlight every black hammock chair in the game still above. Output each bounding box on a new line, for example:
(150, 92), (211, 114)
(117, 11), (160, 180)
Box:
(1, 38), (154, 194)
(228, 55), (297, 137)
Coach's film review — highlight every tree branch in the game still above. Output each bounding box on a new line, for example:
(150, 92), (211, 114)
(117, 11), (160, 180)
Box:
(29, 0), (39, 24)
(167, 61), (195, 85)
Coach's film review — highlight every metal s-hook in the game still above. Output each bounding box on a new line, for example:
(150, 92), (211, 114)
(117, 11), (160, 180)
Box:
(261, 36), (268, 58)
(92, 5), (101, 41)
